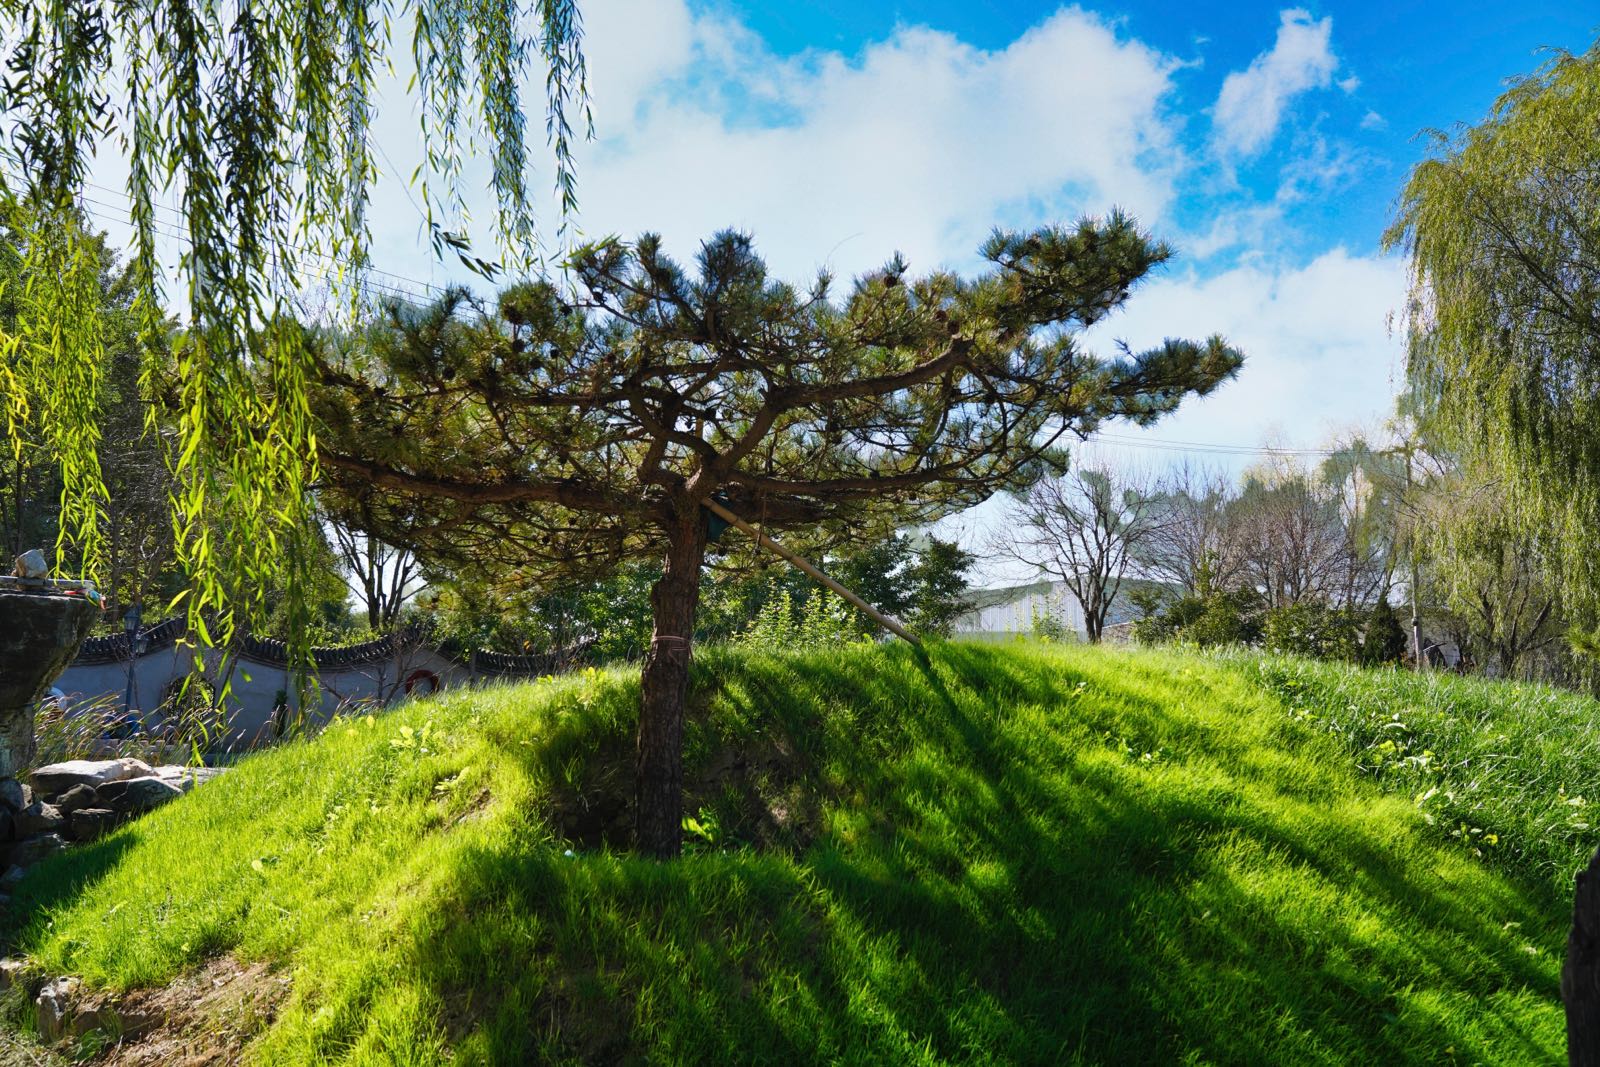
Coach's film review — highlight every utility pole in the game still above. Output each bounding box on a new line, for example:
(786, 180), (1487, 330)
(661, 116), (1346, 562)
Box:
(1403, 441), (1427, 671)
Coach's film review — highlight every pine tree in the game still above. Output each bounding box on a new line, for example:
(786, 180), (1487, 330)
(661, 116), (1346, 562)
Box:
(313, 218), (1245, 857)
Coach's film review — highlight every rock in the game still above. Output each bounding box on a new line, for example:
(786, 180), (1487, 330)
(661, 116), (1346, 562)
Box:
(0, 590), (100, 778)
(153, 765), (226, 792)
(34, 975), (78, 1042)
(0, 958), (31, 991)
(11, 550), (48, 579)
(0, 866), (24, 890)
(68, 808), (119, 843)
(0, 807), (12, 844)
(0, 777), (30, 812)
(69, 993), (116, 1038)
(8, 834), (66, 867)
(14, 802), (63, 836)
(52, 783), (97, 816)
(29, 758), (153, 797)
(95, 776), (182, 815)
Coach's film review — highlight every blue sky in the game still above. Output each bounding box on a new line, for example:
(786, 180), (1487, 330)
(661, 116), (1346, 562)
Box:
(394, 1), (1596, 578)
(734, 0), (1594, 261)
(82, 1), (1597, 578)
(508, 1), (1590, 459)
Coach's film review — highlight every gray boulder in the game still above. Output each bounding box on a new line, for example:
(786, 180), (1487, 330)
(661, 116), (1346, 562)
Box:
(68, 808), (119, 843)
(95, 776), (182, 815)
(53, 783), (97, 816)
(9, 833), (66, 867)
(34, 975), (78, 1042)
(29, 758), (153, 798)
(0, 589), (99, 777)
(14, 802), (63, 836)
(0, 777), (30, 812)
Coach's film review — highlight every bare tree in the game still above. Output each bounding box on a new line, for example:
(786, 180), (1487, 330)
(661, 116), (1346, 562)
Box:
(324, 509), (425, 631)
(1137, 461), (1242, 595)
(1232, 461), (1382, 609)
(993, 465), (1162, 642)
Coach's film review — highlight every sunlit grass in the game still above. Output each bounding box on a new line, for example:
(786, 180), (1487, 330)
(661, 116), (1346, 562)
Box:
(2, 642), (1569, 1063)
(1238, 651), (1600, 899)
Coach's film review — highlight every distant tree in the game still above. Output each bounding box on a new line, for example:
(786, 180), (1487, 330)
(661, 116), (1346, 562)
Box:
(1232, 462), (1382, 610)
(902, 538), (977, 636)
(313, 219), (1244, 855)
(994, 464), (1163, 643)
(1364, 599), (1408, 666)
(1416, 471), (1564, 679)
(324, 504), (425, 632)
(1386, 43), (1600, 630)
(834, 535), (975, 638)
(1137, 462), (1243, 595)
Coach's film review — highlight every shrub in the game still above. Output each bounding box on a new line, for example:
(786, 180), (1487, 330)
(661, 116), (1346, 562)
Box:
(1263, 602), (1363, 662)
(1364, 599), (1409, 666)
(1134, 588), (1261, 648)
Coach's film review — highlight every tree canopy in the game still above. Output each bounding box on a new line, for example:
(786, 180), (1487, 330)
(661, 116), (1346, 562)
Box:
(314, 218), (1244, 854)
(1385, 43), (1600, 622)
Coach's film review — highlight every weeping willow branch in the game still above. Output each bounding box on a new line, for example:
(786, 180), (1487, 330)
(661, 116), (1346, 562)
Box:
(0, 0), (589, 713)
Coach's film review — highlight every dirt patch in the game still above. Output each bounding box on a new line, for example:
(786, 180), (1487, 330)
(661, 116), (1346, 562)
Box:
(90, 957), (289, 1066)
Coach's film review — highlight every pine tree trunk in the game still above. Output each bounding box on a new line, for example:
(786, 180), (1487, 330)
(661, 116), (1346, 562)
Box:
(1564, 843), (1600, 1065)
(634, 510), (706, 859)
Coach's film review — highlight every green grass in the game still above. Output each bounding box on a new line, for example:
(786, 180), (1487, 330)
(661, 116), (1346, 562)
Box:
(1, 642), (1574, 1064)
(1238, 652), (1600, 900)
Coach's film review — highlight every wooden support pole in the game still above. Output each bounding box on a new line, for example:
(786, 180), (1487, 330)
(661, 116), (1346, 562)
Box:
(703, 499), (921, 646)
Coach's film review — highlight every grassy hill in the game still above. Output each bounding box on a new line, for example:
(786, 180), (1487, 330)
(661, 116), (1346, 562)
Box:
(1, 641), (1582, 1064)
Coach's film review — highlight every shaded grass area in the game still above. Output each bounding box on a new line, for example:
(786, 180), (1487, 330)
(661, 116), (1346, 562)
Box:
(1239, 652), (1600, 901)
(2, 642), (1568, 1063)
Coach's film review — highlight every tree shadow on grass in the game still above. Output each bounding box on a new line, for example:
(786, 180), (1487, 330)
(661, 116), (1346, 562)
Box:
(388, 642), (1566, 1064)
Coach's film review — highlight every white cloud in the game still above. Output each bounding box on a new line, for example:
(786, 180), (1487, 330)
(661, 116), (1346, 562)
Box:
(1088, 248), (1407, 451)
(1360, 110), (1387, 131)
(947, 246), (1408, 585)
(1212, 9), (1341, 158)
(543, 0), (1186, 281)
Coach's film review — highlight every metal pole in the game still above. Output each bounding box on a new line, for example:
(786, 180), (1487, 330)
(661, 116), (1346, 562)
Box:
(702, 499), (921, 645)
(1404, 445), (1427, 672)
(123, 640), (137, 717)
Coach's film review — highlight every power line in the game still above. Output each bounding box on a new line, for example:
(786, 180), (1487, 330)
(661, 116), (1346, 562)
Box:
(79, 183), (451, 299)
(76, 197), (444, 308)
(1090, 433), (1341, 458)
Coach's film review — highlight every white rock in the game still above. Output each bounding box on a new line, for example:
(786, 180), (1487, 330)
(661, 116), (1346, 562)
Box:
(12, 549), (47, 579)
(152, 765), (226, 792)
(29, 758), (154, 796)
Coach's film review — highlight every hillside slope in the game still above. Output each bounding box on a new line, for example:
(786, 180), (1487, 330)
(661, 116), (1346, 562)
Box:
(2, 643), (1571, 1063)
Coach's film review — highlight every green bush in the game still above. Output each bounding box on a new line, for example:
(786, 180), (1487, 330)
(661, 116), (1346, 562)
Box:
(1364, 598), (1409, 666)
(1135, 588), (1262, 648)
(1263, 602), (1363, 662)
